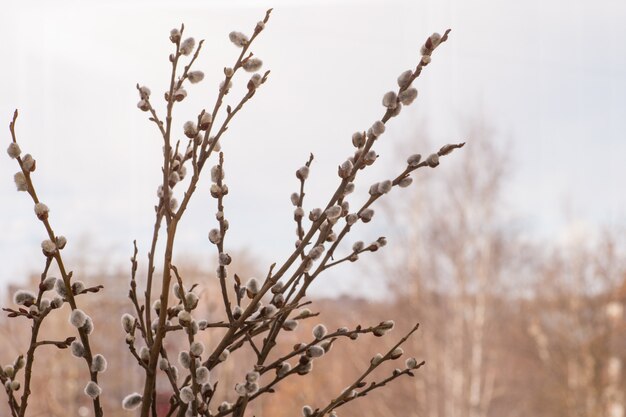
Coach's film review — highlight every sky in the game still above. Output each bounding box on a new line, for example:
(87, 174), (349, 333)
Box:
(1, 0), (625, 298)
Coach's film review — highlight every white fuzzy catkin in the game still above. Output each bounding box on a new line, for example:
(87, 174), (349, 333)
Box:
(177, 310), (192, 325)
(138, 85), (151, 98)
(282, 319), (298, 331)
(382, 91), (398, 109)
(13, 290), (36, 306)
(364, 150), (377, 164)
(218, 253), (232, 268)
(173, 87), (187, 101)
(426, 153), (440, 167)
(218, 348), (230, 362)
(296, 308), (312, 319)
(242, 58), (263, 72)
(91, 354), (108, 373)
(183, 121), (198, 138)
(34, 202), (49, 218)
(246, 371), (260, 383)
(338, 159), (353, 178)
(190, 341), (204, 357)
(346, 213), (358, 225)
(188, 71), (204, 84)
(399, 177), (413, 188)
(41, 239), (56, 255)
(56, 236), (67, 249)
(14, 172), (28, 191)
(178, 351), (191, 369)
(229, 31), (249, 47)
(41, 276), (56, 291)
(199, 111), (212, 130)
(277, 362), (291, 377)
(7, 142), (21, 159)
(246, 382), (259, 395)
(352, 131), (366, 148)
(71, 341), (85, 358)
(307, 345), (325, 358)
(399, 88), (418, 105)
(72, 281), (85, 294)
(137, 100), (149, 111)
(139, 346), (150, 362)
(397, 69), (413, 88)
(391, 347), (404, 359)
(313, 324), (327, 340)
(296, 166), (309, 180)
(185, 292), (199, 309)
(50, 296), (64, 308)
(218, 402), (232, 412)
(380, 320), (395, 330)
(84, 381), (102, 399)
(180, 37), (195, 55)
(69, 309), (88, 328)
(208, 228), (221, 244)
(173, 283), (183, 299)
(407, 154), (422, 167)
(22, 154), (35, 172)
(196, 366), (210, 384)
(309, 245), (325, 260)
(211, 165), (224, 182)
(232, 305), (243, 319)
(309, 208), (322, 221)
(325, 205), (342, 221)
(122, 393), (143, 410)
(406, 357), (418, 369)
(250, 73), (262, 88)
(180, 386), (194, 404)
(82, 317), (94, 335)
(235, 383), (247, 396)
(245, 277), (260, 295)
(359, 209), (375, 223)
(290, 192), (299, 206)
(121, 313), (135, 333)
(378, 180), (392, 194)
(371, 353), (384, 366)
(371, 120), (386, 137)
(430, 32), (442, 46)
(170, 28), (181, 43)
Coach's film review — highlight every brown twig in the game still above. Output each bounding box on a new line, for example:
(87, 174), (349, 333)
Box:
(9, 110), (104, 417)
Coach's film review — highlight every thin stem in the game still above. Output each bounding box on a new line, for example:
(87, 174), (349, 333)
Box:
(9, 110), (103, 417)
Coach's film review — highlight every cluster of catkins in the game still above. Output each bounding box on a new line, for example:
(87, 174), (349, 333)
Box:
(7, 265), (108, 400)
(119, 21), (272, 413)
(120, 281), (215, 411)
(288, 32), (445, 254)
(138, 29), (266, 218)
(8, 137), (109, 400)
(1, 357), (24, 394)
(7, 143), (69, 256)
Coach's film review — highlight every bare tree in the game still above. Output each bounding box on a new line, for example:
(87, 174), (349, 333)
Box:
(385, 122), (526, 417)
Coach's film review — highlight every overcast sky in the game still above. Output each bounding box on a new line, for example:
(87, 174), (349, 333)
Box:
(1, 0), (625, 297)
